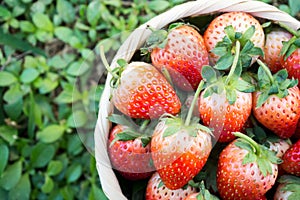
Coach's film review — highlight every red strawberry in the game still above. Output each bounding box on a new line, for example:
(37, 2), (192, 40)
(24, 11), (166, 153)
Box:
(199, 90), (252, 142)
(100, 56), (181, 119)
(144, 23), (209, 91)
(279, 25), (300, 87)
(151, 82), (212, 190)
(204, 11), (264, 65)
(281, 139), (300, 176)
(217, 132), (280, 200)
(145, 172), (197, 200)
(264, 30), (292, 73)
(274, 175), (300, 200)
(252, 60), (300, 139)
(199, 40), (254, 143)
(108, 120), (154, 180)
(281, 48), (300, 86)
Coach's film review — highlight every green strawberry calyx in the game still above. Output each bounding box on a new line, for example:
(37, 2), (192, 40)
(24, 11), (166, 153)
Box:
(233, 132), (282, 177)
(201, 41), (255, 105)
(278, 22), (300, 60)
(211, 25), (264, 70)
(278, 175), (300, 200)
(108, 114), (152, 147)
(255, 59), (298, 107)
(161, 81), (212, 138)
(188, 180), (219, 200)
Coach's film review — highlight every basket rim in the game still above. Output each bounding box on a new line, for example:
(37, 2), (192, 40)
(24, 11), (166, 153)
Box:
(94, 0), (300, 199)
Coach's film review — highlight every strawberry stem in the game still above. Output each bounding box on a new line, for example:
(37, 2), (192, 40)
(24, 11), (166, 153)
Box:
(185, 81), (204, 126)
(225, 40), (240, 85)
(139, 119), (150, 132)
(161, 67), (174, 86)
(257, 59), (274, 84)
(100, 45), (119, 79)
(278, 22), (300, 37)
(234, 132), (261, 155)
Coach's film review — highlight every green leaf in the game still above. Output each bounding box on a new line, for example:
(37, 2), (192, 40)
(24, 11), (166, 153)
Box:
(0, 126), (17, 145)
(20, 68), (39, 83)
(4, 97), (23, 120)
(54, 27), (73, 43)
(37, 124), (65, 143)
(67, 110), (87, 128)
(225, 88), (237, 105)
(55, 84), (82, 104)
(240, 26), (255, 46)
(256, 157), (272, 177)
(242, 152), (256, 165)
(201, 65), (217, 83)
(111, 131), (141, 146)
(30, 142), (55, 168)
(41, 175), (54, 193)
(67, 61), (90, 76)
(214, 53), (234, 70)
(224, 25), (235, 41)
(66, 164), (82, 183)
(0, 144), (9, 176)
(236, 79), (255, 93)
(0, 6), (11, 19)
(256, 92), (269, 108)
(0, 29), (46, 57)
(60, 186), (74, 200)
(289, 0), (300, 16)
(163, 125), (181, 137)
(3, 84), (22, 104)
(0, 160), (22, 190)
(67, 135), (83, 156)
(38, 78), (59, 94)
(0, 71), (17, 87)
(47, 160), (63, 176)
(89, 184), (108, 200)
(107, 114), (134, 127)
(32, 12), (53, 32)
(87, 1), (102, 27)
(20, 21), (35, 33)
(57, 0), (75, 23)
(8, 173), (31, 200)
(149, 0), (170, 12)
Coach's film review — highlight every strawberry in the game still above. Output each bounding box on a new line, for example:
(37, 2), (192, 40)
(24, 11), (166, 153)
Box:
(264, 30), (292, 73)
(274, 175), (300, 200)
(145, 172), (197, 200)
(217, 132), (281, 200)
(199, 40), (254, 142)
(252, 60), (300, 139)
(204, 12), (264, 66)
(151, 82), (212, 190)
(199, 89), (252, 142)
(142, 23), (209, 91)
(107, 115), (154, 180)
(279, 24), (300, 87)
(281, 139), (300, 176)
(100, 50), (181, 119)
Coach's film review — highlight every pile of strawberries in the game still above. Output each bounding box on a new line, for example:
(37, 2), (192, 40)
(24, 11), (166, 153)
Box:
(101, 11), (300, 200)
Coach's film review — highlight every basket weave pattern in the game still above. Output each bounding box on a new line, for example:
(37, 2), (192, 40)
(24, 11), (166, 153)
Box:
(94, 0), (300, 199)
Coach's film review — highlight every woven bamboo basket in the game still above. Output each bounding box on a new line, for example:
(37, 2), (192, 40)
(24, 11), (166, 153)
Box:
(94, 0), (300, 199)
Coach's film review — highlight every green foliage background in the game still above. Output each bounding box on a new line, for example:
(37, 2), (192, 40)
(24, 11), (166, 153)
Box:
(0, 0), (299, 200)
